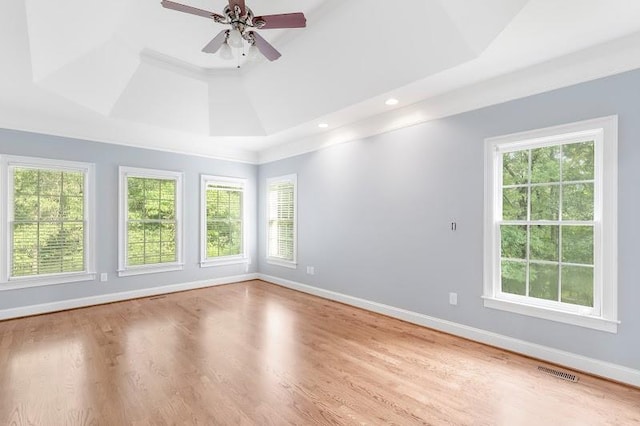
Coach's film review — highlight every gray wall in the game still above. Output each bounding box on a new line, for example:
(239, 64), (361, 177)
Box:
(258, 69), (640, 370)
(0, 130), (257, 309)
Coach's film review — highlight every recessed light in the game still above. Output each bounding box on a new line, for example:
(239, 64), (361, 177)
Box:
(318, 123), (329, 128)
(385, 98), (399, 106)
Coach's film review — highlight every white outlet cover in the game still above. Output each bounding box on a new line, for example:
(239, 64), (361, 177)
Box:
(449, 292), (458, 305)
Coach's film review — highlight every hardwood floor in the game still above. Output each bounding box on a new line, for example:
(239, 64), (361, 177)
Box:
(0, 280), (638, 425)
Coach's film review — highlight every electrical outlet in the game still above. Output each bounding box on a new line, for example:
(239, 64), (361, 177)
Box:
(306, 266), (315, 275)
(100, 273), (108, 282)
(449, 292), (458, 306)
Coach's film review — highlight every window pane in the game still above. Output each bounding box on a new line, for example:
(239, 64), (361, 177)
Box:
(229, 191), (242, 219)
(561, 265), (593, 307)
(14, 195), (38, 221)
(502, 151), (529, 186)
(145, 223), (161, 243)
(161, 223), (176, 244)
(562, 226), (593, 265)
(531, 146), (560, 184)
(160, 180), (175, 201)
(530, 225), (559, 261)
(562, 141), (594, 182)
(144, 199), (160, 220)
(128, 242), (145, 266)
(39, 170), (62, 195)
(12, 223), (38, 276)
(159, 200), (175, 220)
(62, 196), (84, 221)
(529, 263), (559, 301)
(62, 172), (84, 196)
(502, 187), (527, 220)
(38, 195), (61, 220)
(562, 183), (594, 221)
(13, 169), (38, 195)
(501, 260), (526, 296)
(501, 225), (527, 259)
(530, 185), (559, 221)
(145, 179), (161, 200)
(160, 241), (176, 263)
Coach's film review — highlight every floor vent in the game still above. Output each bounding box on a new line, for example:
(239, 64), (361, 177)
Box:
(148, 295), (167, 301)
(538, 365), (579, 383)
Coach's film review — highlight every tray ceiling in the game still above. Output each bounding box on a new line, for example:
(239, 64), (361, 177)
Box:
(2, 1), (640, 162)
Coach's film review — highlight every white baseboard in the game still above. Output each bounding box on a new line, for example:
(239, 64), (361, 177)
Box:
(0, 273), (259, 321)
(258, 274), (640, 388)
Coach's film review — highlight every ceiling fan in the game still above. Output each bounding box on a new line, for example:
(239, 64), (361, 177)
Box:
(161, 0), (306, 61)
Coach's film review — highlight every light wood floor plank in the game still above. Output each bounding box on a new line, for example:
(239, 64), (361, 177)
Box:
(0, 280), (638, 425)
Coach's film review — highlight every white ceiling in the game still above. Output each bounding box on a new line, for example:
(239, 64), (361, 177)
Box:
(2, 0), (640, 164)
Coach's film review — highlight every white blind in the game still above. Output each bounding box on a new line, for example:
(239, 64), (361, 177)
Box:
(11, 167), (86, 277)
(267, 179), (295, 261)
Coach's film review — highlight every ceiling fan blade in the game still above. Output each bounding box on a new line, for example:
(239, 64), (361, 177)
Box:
(161, 0), (223, 20)
(250, 32), (281, 61)
(228, 0), (246, 16)
(254, 13), (307, 29)
(202, 30), (228, 54)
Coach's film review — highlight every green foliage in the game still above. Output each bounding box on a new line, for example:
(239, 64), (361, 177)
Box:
(529, 263), (559, 301)
(501, 225), (526, 259)
(11, 168), (85, 277)
(563, 142), (594, 181)
(561, 266), (594, 306)
(562, 226), (593, 264)
(499, 141), (595, 308)
(530, 185), (559, 220)
(502, 151), (528, 185)
(531, 146), (560, 183)
(501, 260), (526, 295)
(562, 183), (593, 220)
(530, 225), (559, 262)
(503, 188), (527, 220)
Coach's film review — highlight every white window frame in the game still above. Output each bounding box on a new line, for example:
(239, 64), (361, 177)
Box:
(483, 116), (618, 333)
(266, 174), (297, 269)
(200, 175), (248, 268)
(118, 166), (184, 277)
(0, 155), (96, 290)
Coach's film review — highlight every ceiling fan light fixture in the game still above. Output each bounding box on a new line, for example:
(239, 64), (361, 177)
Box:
(228, 28), (244, 48)
(220, 43), (234, 60)
(247, 44), (260, 61)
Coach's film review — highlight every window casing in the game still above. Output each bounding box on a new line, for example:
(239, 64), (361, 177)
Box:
(118, 167), (183, 277)
(484, 116), (618, 333)
(0, 156), (96, 289)
(266, 174), (297, 268)
(200, 175), (247, 267)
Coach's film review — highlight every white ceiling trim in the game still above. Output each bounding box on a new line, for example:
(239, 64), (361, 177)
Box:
(257, 31), (640, 165)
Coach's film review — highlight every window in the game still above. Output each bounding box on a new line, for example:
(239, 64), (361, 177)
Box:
(484, 116), (618, 333)
(0, 156), (95, 289)
(200, 175), (247, 267)
(118, 167), (183, 276)
(266, 174), (297, 268)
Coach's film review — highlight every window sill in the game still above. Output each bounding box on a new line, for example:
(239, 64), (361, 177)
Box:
(266, 258), (297, 269)
(1, 272), (97, 291)
(482, 296), (619, 333)
(200, 256), (248, 268)
(118, 263), (184, 277)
